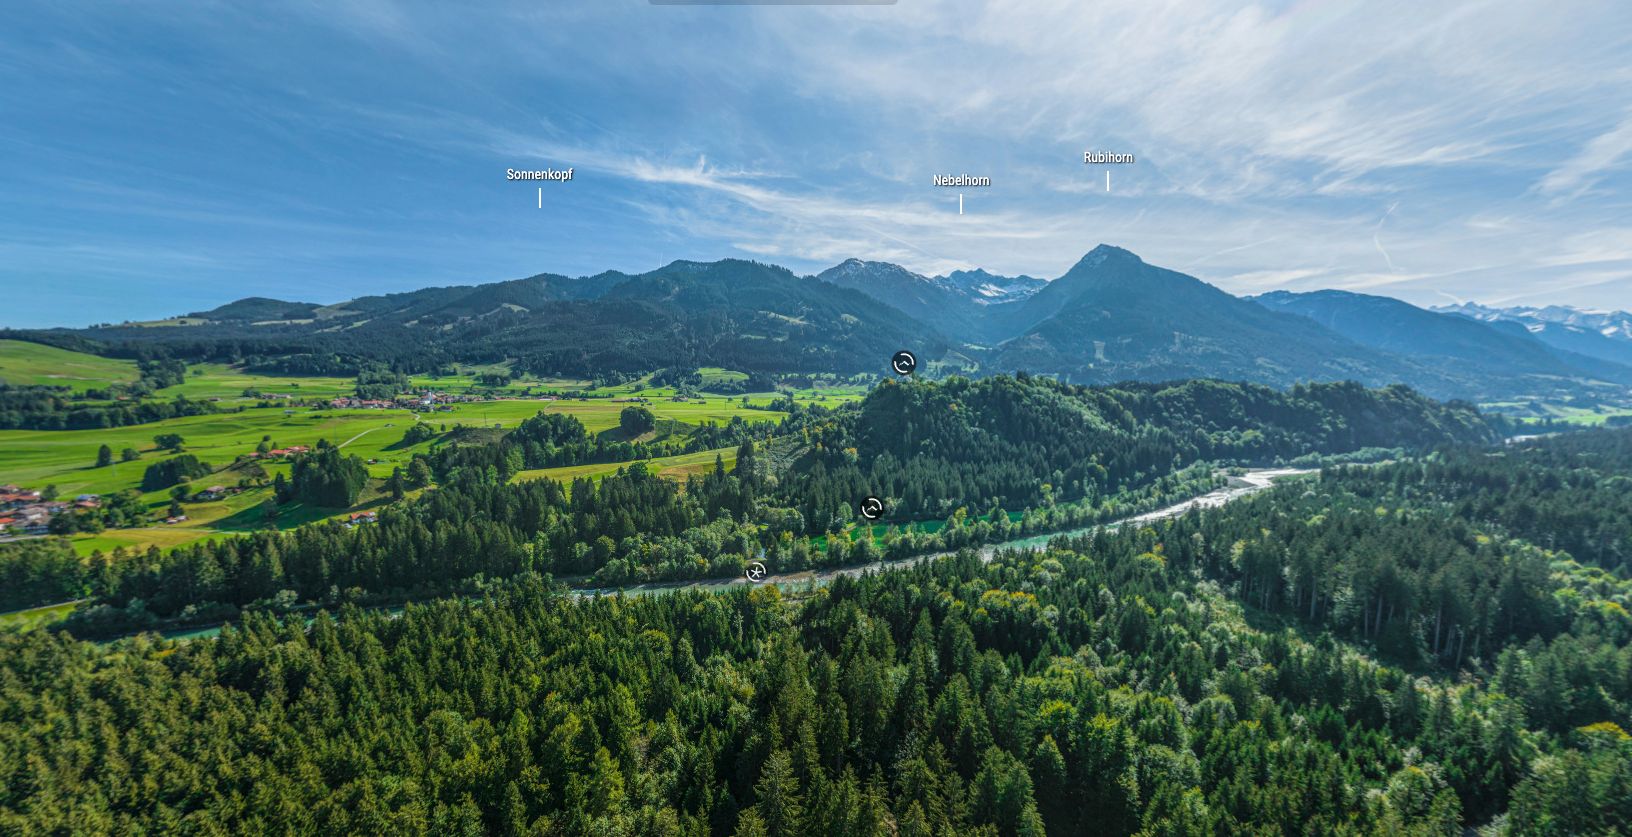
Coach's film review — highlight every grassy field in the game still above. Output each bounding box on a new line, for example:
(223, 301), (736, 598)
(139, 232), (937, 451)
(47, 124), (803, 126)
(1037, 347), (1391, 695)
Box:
(0, 408), (431, 496)
(155, 363), (358, 403)
(0, 339), (141, 391)
(512, 446), (740, 486)
(60, 481), (413, 557)
(0, 394), (804, 553)
(0, 600), (82, 631)
(0, 339), (869, 554)
(163, 364), (599, 405)
(0, 395), (797, 494)
(1483, 400), (1632, 426)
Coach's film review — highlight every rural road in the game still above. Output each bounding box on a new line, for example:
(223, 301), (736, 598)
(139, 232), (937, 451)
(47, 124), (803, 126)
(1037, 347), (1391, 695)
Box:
(337, 427), (382, 448)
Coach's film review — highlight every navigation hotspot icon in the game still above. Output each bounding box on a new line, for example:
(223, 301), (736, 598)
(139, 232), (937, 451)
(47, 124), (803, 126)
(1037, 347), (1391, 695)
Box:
(891, 350), (917, 376)
(745, 561), (769, 583)
(859, 496), (885, 521)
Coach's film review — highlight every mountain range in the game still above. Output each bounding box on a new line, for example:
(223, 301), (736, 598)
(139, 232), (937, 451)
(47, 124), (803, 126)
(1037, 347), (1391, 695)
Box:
(10, 245), (1631, 403)
(1435, 302), (1632, 368)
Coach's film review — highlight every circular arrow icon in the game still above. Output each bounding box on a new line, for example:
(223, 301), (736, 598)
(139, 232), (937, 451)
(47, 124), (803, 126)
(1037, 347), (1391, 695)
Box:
(745, 561), (769, 583)
(891, 350), (917, 376)
(859, 496), (885, 521)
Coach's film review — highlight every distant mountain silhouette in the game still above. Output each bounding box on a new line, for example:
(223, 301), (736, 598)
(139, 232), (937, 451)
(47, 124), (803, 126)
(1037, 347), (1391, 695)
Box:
(15, 246), (1627, 400)
(1438, 302), (1632, 368)
(1256, 289), (1632, 392)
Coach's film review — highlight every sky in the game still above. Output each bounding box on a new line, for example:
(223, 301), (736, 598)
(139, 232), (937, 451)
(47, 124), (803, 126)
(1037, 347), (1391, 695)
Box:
(2, 0), (1630, 328)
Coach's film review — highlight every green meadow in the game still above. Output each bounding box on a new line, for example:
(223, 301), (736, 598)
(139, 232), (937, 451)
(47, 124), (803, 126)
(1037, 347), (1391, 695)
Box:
(0, 599), (82, 631)
(0, 339), (141, 391)
(0, 339), (866, 557)
(0, 397), (792, 497)
(511, 446), (740, 486)
(1482, 399), (1632, 426)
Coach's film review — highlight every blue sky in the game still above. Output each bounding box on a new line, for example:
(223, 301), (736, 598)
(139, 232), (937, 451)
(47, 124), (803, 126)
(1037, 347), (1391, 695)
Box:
(3, 0), (1630, 327)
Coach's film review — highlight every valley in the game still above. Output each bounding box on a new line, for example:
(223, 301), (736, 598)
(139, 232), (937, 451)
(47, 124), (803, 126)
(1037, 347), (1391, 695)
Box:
(2, 247), (1629, 835)
(7, 4), (1630, 831)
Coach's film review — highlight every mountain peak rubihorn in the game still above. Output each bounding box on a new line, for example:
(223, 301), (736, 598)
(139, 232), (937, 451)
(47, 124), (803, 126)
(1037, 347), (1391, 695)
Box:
(1073, 244), (1142, 269)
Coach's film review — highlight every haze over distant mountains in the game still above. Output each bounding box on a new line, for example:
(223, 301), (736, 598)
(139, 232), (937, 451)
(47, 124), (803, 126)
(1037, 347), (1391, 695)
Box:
(10, 245), (1631, 403)
(1434, 302), (1632, 368)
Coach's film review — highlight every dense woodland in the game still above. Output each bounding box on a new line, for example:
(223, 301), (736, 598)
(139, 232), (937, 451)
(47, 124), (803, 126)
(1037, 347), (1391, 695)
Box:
(285, 443), (372, 508)
(3, 438), (1629, 832)
(7, 376), (1490, 632)
(1340, 431), (1632, 574)
(0, 386), (218, 430)
(3, 378), (1630, 832)
(780, 376), (1492, 528)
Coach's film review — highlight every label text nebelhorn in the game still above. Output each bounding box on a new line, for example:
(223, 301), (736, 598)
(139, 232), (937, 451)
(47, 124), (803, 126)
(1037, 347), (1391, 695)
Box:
(933, 174), (990, 187)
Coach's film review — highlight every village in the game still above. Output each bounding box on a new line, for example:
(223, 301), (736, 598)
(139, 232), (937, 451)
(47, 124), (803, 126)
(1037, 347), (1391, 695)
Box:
(0, 485), (99, 538)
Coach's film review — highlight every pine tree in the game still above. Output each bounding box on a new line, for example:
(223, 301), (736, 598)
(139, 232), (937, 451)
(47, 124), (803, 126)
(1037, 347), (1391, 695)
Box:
(754, 750), (803, 837)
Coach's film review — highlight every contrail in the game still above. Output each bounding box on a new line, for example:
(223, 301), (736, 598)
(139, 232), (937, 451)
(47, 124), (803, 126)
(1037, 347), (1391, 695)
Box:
(1373, 203), (1400, 272)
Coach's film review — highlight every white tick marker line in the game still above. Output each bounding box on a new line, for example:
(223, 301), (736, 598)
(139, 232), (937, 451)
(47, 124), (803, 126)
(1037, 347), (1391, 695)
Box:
(1106, 171), (1111, 192)
(959, 193), (964, 215)
(538, 188), (542, 208)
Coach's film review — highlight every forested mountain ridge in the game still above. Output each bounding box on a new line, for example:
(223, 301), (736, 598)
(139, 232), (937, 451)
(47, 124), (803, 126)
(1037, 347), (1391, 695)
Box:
(988, 248), (1479, 397)
(9, 247), (1630, 402)
(16, 260), (946, 378)
(1256, 289), (1632, 389)
(779, 375), (1495, 527)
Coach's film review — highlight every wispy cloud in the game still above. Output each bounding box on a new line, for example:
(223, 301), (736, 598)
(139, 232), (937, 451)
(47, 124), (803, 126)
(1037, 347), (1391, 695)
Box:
(1537, 115), (1632, 201)
(3, 0), (1631, 324)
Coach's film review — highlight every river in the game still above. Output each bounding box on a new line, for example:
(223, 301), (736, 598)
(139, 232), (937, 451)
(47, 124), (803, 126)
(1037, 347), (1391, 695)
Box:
(152, 468), (1311, 640)
(574, 467), (1314, 599)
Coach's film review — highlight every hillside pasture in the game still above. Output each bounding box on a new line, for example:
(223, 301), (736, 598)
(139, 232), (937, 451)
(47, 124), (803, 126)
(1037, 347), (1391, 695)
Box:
(0, 340), (140, 392)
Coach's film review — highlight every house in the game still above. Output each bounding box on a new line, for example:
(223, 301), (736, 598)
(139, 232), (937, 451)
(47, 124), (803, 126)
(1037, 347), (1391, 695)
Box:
(0, 488), (42, 510)
(11, 506), (51, 535)
(195, 485), (228, 501)
(344, 511), (379, 527)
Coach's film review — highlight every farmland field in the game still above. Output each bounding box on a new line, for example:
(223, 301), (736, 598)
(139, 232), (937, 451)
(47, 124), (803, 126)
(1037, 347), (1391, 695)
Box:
(153, 363), (358, 402)
(0, 339), (867, 557)
(0, 600), (82, 631)
(511, 446), (740, 486)
(0, 339), (140, 391)
(1481, 399), (1632, 426)
(0, 396), (796, 495)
